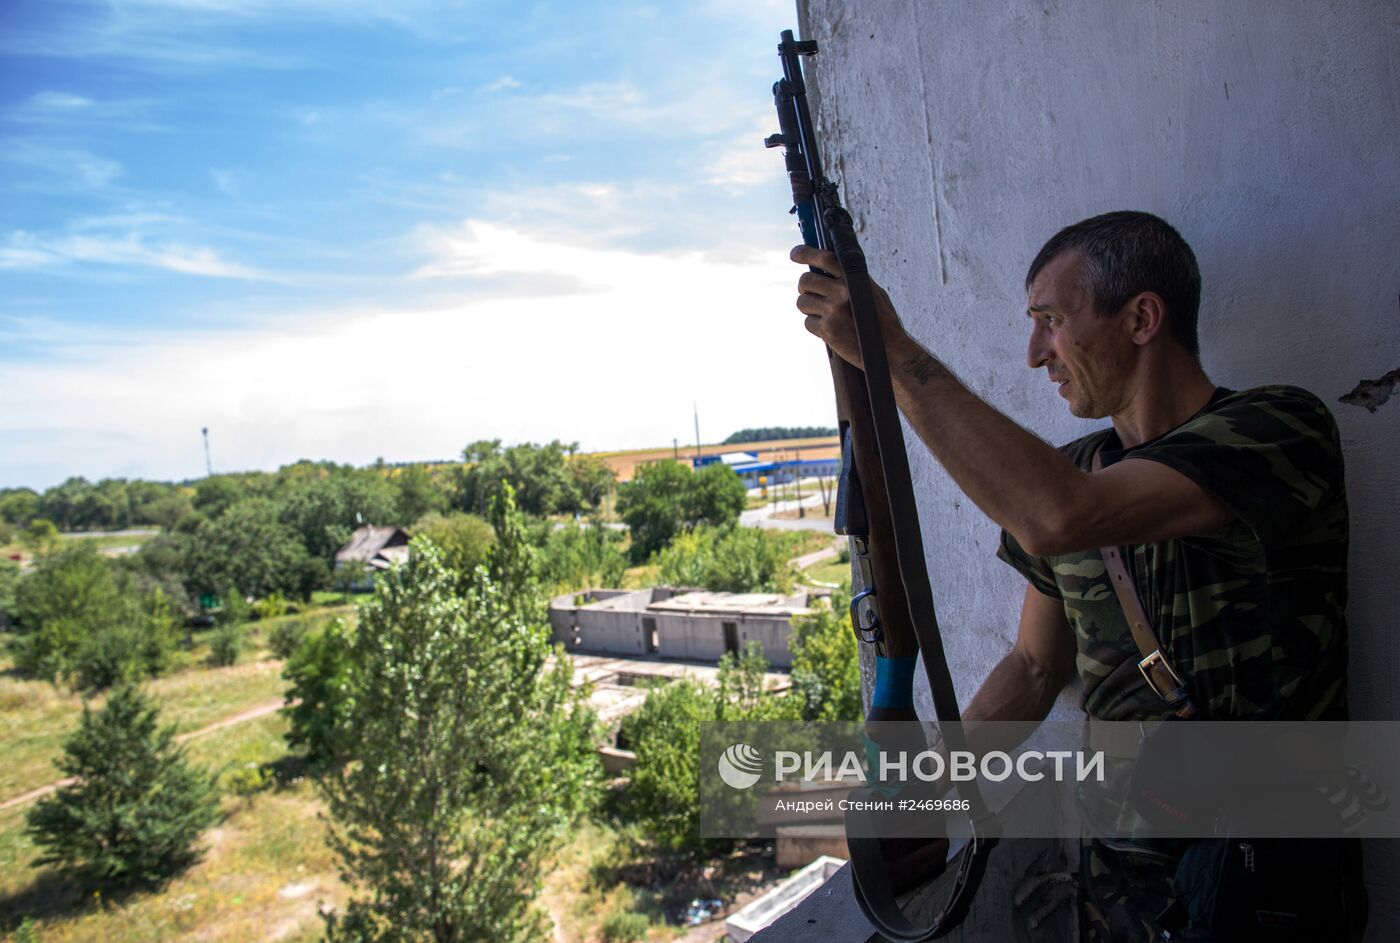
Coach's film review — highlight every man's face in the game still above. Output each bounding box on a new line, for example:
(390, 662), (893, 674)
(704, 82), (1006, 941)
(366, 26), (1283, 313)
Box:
(1025, 251), (1135, 419)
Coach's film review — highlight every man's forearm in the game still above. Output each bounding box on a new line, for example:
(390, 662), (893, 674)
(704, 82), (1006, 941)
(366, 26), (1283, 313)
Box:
(888, 334), (1087, 555)
(962, 649), (1066, 755)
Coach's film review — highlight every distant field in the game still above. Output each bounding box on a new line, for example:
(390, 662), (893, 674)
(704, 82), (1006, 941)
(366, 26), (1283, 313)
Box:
(1, 529), (160, 566)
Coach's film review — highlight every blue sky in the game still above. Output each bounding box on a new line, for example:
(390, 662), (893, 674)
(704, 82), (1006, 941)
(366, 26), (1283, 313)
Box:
(0, 0), (834, 489)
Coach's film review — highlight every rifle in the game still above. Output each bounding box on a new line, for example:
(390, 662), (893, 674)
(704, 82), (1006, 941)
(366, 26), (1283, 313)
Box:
(766, 29), (995, 940)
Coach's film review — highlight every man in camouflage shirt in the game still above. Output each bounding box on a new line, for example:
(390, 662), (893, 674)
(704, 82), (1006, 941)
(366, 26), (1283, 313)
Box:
(792, 211), (1360, 940)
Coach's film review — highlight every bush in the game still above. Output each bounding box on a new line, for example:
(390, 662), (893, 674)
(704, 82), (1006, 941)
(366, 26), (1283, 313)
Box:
(26, 684), (218, 889)
(72, 627), (147, 690)
(224, 761), (273, 797)
(600, 911), (650, 943)
(654, 526), (791, 593)
(253, 592), (292, 620)
(540, 522), (628, 592)
(268, 618), (308, 659)
(208, 621), (243, 666)
(215, 586), (251, 626)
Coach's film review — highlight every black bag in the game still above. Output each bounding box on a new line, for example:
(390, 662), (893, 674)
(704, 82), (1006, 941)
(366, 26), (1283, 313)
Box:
(1160, 837), (1365, 941)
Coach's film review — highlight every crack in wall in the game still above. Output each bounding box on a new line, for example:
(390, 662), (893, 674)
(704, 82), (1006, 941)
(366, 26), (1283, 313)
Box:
(1339, 368), (1400, 413)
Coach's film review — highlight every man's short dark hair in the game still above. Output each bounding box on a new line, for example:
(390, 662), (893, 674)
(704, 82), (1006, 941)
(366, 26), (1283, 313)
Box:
(1025, 211), (1202, 357)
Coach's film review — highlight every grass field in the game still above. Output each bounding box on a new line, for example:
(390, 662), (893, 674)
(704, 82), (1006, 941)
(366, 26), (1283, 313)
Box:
(0, 605), (353, 806)
(801, 558), (851, 588)
(0, 714), (339, 943)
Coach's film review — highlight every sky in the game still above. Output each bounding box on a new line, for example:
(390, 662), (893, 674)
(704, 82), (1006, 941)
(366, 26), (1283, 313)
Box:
(0, 0), (837, 490)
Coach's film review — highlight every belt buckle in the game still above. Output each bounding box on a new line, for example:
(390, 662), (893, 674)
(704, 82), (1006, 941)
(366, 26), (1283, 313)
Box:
(1137, 649), (1185, 700)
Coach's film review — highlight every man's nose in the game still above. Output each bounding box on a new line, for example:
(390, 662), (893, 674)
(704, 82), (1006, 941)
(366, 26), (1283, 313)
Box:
(1027, 322), (1052, 369)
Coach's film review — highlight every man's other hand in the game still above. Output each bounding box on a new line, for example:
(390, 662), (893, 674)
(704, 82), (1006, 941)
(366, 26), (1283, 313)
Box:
(791, 244), (908, 369)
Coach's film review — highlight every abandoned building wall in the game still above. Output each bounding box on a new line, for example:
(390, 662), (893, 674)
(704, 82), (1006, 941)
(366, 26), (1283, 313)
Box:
(797, 0), (1400, 931)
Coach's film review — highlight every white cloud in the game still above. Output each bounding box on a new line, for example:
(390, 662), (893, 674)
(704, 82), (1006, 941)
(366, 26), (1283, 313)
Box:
(1, 143), (125, 191)
(0, 229), (275, 280)
(483, 75), (522, 93)
(29, 91), (94, 110)
(705, 118), (784, 192)
(0, 221), (832, 487)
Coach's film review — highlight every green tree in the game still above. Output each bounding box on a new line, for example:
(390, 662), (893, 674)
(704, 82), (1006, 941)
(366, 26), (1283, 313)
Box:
(622, 643), (797, 855)
(26, 684), (218, 889)
(394, 464), (451, 523)
(0, 558), (21, 628)
(282, 617), (356, 768)
(184, 499), (325, 600)
(10, 543), (124, 680)
(722, 426), (836, 445)
(683, 462), (747, 528)
(565, 455), (616, 514)
(617, 679), (713, 855)
(616, 462), (746, 562)
(714, 641), (799, 722)
(455, 439), (586, 518)
(411, 511), (495, 589)
(319, 537), (598, 943)
(138, 491), (195, 531)
(0, 488), (40, 526)
(789, 590), (863, 721)
(275, 468), (400, 563)
(20, 518), (59, 552)
(193, 476), (243, 518)
(72, 588), (180, 691)
(616, 461), (689, 561)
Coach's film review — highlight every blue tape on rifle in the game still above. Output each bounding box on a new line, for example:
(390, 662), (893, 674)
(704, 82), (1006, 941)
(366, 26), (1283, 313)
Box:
(872, 655), (918, 710)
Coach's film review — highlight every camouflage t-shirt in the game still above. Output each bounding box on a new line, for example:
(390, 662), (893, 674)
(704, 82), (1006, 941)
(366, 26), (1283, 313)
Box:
(998, 385), (1349, 722)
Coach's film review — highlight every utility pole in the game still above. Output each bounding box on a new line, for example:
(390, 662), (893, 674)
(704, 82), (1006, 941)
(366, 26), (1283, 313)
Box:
(201, 427), (213, 477)
(692, 402), (702, 467)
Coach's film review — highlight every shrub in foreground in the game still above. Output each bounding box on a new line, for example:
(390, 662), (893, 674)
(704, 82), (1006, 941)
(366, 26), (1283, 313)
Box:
(26, 684), (218, 889)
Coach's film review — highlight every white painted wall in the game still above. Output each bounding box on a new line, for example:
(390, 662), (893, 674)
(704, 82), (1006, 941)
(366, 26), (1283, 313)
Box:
(796, 0), (1399, 933)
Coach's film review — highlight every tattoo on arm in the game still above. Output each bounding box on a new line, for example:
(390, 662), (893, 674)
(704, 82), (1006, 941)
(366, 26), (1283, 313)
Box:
(903, 351), (950, 386)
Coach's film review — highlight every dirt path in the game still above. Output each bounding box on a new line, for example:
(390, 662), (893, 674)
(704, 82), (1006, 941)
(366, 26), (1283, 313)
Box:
(791, 539), (842, 572)
(0, 697), (295, 813)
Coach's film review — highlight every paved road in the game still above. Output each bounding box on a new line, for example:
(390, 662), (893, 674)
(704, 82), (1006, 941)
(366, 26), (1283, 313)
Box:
(741, 492), (834, 532)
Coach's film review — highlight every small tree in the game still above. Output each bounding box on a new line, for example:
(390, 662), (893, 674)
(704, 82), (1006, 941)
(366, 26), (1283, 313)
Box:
(26, 684), (218, 889)
(282, 617), (356, 769)
(789, 590), (863, 721)
(320, 511), (598, 942)
(619, 679), (713, 855)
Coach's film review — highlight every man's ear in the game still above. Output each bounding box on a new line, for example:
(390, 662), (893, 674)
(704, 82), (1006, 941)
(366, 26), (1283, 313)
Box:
(1124, 291), (1168, 347)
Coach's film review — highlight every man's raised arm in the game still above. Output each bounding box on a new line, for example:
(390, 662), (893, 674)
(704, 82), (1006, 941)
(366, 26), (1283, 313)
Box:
(791, 244), (1233, 556)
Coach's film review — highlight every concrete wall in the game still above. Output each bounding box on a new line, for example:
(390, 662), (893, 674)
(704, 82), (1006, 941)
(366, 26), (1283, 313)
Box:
(652, 612), (797, 668)
(797, 0), (1399, 933)
(575, 606), (648, 656)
